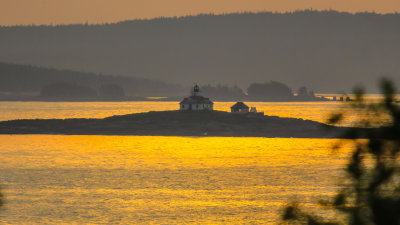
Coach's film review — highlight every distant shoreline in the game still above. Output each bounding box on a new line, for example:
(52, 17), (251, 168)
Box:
(0, 110), (349, 138)
(0, 96), (336, 102)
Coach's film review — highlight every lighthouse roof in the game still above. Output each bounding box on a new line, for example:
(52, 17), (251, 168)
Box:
(180, 95), (213, 105)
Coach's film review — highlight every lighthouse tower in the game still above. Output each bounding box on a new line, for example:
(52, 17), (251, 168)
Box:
(192, 84), (200, 96)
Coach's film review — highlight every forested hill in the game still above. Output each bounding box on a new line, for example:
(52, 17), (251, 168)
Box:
(1, 11), (400, 92)
(0, 62), (184, 96)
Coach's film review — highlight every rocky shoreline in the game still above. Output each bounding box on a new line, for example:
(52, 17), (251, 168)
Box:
(0, 110), (347, 138)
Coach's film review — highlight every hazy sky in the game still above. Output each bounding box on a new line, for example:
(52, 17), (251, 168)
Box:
(1, 0), (399, 26)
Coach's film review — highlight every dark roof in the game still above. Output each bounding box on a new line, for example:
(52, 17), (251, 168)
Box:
(231, 102), (249, 110)
(180, 95), (213, 104)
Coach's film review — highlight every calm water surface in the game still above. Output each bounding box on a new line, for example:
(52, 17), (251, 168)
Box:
(0, 101), (358, 224)
(0, 135), (351, 224)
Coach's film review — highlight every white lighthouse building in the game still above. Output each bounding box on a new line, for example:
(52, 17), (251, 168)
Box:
(179, 85), (214, 111)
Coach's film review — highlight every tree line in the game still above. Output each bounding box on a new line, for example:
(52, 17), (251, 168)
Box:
(0, 61), (327, 100)
(0, 62), (185, 97)
(1, 10), (399, 93)
(200, 81), (320, 101)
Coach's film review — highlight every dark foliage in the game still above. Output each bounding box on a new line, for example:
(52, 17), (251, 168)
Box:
(247, 81), (293, 100)
(0, 62), (184, 96)
(1, 11), (400, 92)
(282, 78), (400, 225)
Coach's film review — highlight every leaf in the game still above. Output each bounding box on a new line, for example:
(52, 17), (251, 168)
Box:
(327, 113), (343, 125)
(333, 193), (346, 206)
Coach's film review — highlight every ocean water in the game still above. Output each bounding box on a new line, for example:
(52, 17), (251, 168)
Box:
(0, 135), (352, 224)
(0, 101), (365, 224)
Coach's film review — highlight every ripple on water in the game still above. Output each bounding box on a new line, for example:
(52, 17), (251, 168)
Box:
(0, 135), (352, 224)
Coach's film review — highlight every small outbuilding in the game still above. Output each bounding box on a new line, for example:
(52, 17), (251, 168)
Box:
(180, 85), (214, 111)
(231, 102), (249, 114)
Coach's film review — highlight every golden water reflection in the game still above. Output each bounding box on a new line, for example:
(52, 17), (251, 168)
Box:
(0, 135), (352, 224)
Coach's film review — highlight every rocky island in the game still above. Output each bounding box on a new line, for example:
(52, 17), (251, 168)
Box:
(0, 110), (347, 138)
(0, 85), (351, 137)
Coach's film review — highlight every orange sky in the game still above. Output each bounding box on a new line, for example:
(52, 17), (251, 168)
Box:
(1, 0), (399, 26)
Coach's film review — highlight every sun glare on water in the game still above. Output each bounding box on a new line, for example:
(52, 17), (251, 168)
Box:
(0, 135), (352, 224)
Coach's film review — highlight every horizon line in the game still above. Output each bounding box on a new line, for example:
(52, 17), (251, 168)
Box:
(1, 9), (399, 28)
